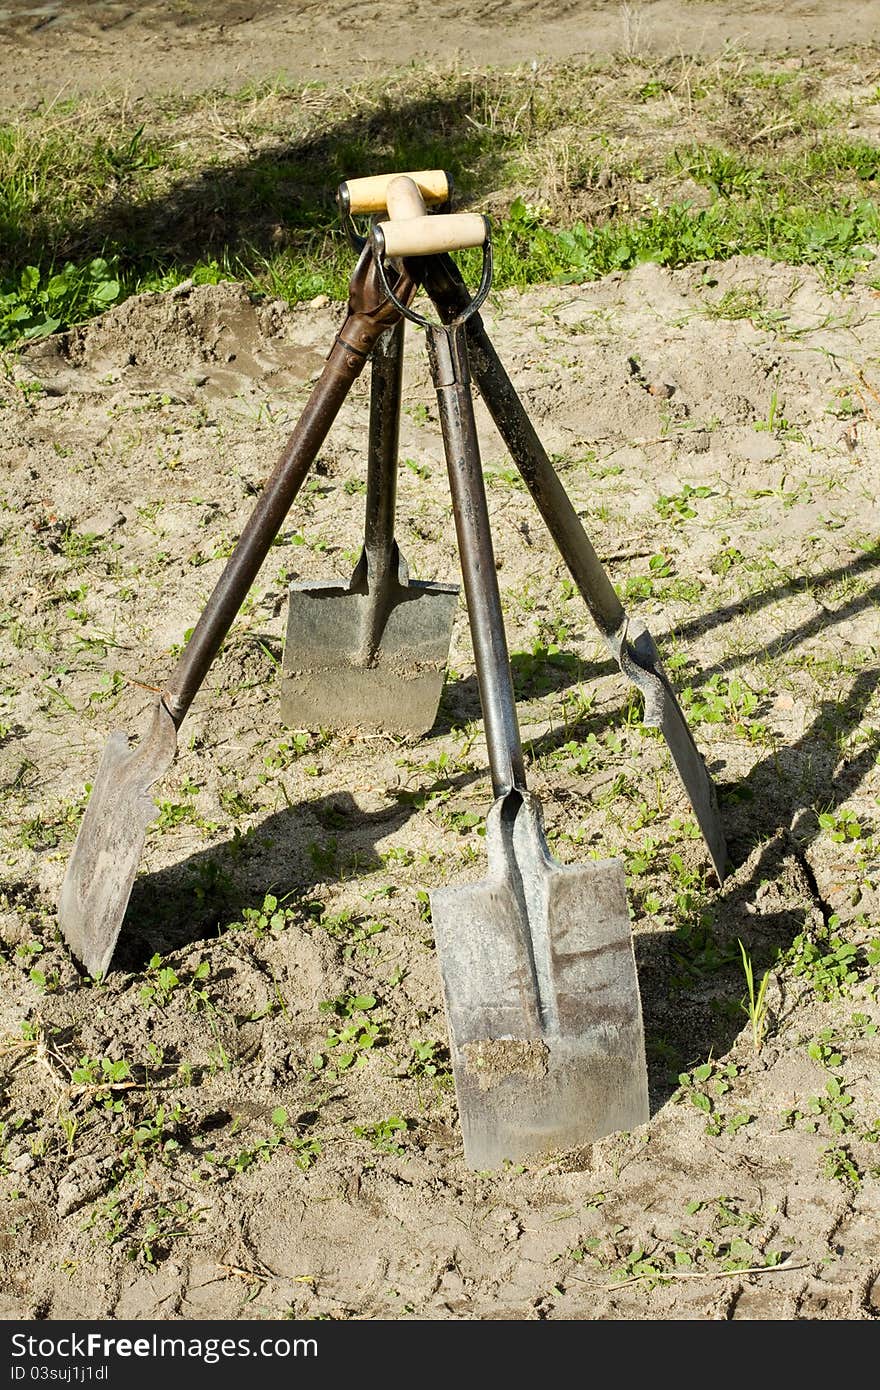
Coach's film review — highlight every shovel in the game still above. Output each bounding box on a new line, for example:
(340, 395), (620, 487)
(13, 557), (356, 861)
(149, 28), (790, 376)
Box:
(280, 316), (459, 736)
(57, 246), (416, 978)
(421, 254), (728, 882)
(372, 184), (649, 1166)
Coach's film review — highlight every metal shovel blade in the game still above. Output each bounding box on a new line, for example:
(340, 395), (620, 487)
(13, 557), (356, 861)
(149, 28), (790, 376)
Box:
(57, 701), (177, 977)
(280, 548), (458, 736)
(612, 618), (728, 881)
(430, 790), (649, 1169)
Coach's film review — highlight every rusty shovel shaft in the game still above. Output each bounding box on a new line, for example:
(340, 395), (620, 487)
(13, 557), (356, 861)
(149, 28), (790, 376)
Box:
(426, 323), (525, 796)
(421, 255), (728, 881)
(58, 247), (414, 978)
(164, 248), (404, 725)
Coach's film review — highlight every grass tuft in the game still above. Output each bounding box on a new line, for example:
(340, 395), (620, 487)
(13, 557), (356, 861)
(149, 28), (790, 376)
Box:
(2, 53), (879, 341)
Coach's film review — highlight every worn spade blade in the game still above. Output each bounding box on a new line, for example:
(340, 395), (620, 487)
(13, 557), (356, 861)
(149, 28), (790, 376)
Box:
(611, 618), (728, 881)
(281, 548), (458, 736)
(430, 789), (649, 1169)
(57, 701), (178, 978)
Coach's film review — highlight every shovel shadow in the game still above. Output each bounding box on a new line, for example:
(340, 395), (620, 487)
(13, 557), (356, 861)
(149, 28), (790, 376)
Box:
(674, 542), (880, 667)
(118, 786), (424, 969)
(116, 552), (877, 1125)
(8, 82), (514, 289)
(116, 660), (640, 971)
(434, 643), (618, 733)
(633, 658), (880, 1113)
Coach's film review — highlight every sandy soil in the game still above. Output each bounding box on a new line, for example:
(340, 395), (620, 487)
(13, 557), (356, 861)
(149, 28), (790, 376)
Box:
(3, 0), (879, 110)
(1, 2), (880, 1324)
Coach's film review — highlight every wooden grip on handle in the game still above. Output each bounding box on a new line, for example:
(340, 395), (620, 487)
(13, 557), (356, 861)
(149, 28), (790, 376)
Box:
(375, 174), (487, 258)
(377, 213), (488, 258)
(341, 169), (450, 214)
(386, 174), (428, 221)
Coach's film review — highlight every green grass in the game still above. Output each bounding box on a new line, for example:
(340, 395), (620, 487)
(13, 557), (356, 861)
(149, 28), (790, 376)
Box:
(1, 53), (879, 343)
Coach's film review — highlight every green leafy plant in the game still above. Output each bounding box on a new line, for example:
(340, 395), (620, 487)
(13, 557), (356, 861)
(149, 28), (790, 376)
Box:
(787, 919), (863, 1000)
(132, 1200), (208, 1266)
(567, 1204), (782, 1290)
(654, 484), (714, 522)
(312, 993), (387, 1076)
(28, 965), (60, 994)
(820, 1144), (862, 1188)
(680, 674), (760, 729)
(225, 892), (299, 939)
(0, 258), (121, 342)
(782, 1077), (856, 1135)
(139, 954), (181, 1008)
(352, 1116), (409, 1156)
(308, 837), (338, 874)
(318, 910), (387, 957)
(407, 1040), (452, 1079)
(808, 1029), (844, 1069)
(208, 1107), (321, 1176)
(102, 124), (160, 179)
(71, 1055), (131, 1088)
(677, 1061), (753, 1136)
(817, 807), (864, 843)
(132, 1102), (185, 1154)
(319, 991), (378, 1019)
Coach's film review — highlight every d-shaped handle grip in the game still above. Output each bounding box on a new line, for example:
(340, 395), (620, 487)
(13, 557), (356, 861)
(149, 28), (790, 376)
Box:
(370, 177), (493, 329)
(373, 175), (488, 258)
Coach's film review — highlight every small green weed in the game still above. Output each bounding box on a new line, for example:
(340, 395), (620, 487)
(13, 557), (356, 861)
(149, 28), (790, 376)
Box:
(817, 807), (864, 843)
(407, 1040), (451, 1079)
(209, 1107), (321, 1176)
(680, 674), (759, 729)
(677, 1060), (753, 1136)
(225, 892), (299, 939)
(139, 956), (181, 1008)
(308, 837), (338, 874)
(738, 940), (772, 1053)
(403, 456), (431, 480)
(807, 1030), (845, 1069)
(787, 918), (865, 1001)
(319, 991), (378, 1019)
(782, 1077), (856, 1135)
(820, 1144), (863, 1189)
(567, 1206), (781, 1289)
(318, 910), (387, 957)
(1, 259), (120, 343)
(654, 484), (714, 522)
(705, 286), (766, 322)
(139, 955), (211, 1011)
(154, 784), (215, 833)
(28, 963), (60, 994)
(71, 1054), (132, 1094)
(352, 1116), (409, 1156)
(312, 994), (387, 1076)
(131, 1200), (209, 1266)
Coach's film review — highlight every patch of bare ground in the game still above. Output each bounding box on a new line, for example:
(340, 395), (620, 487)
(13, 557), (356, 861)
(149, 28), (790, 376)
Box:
(1, 1), (876, 111)
(1, 245), (878, 1318)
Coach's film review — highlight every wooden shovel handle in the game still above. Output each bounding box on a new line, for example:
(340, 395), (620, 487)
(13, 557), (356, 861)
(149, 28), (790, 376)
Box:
(376, 174), (488, 258)
(340, 169), (450, 214)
